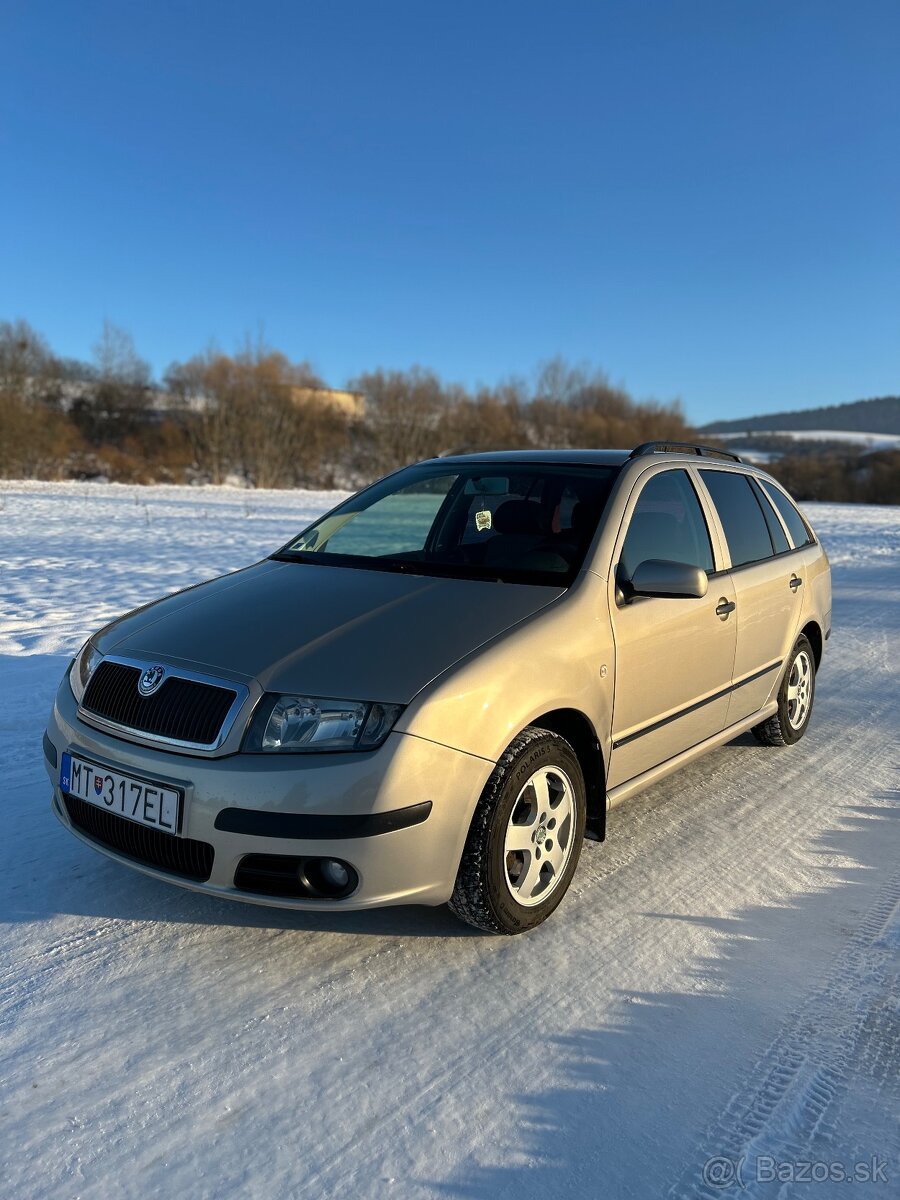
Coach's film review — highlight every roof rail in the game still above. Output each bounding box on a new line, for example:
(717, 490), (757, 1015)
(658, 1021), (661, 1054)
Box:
(628, 441), (743, 464)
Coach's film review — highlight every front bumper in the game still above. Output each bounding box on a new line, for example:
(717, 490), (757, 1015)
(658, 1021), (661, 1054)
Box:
(44, 676), (493, 910)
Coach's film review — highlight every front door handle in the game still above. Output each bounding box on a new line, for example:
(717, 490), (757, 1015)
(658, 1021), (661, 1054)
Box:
(716, 598), (736, 618)
(789, 574), (803, 591)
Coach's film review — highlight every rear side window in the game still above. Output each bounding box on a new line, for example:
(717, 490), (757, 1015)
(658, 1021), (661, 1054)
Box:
(762, 483), (813, 548)
(750, 479), (790, 554)
(700, 470), (774, 568)
(620, 469), (713, 577)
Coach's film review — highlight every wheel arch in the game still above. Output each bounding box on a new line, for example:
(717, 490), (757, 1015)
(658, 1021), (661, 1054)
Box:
(528, 708), (607, 841)
(800, 619), (823, 668)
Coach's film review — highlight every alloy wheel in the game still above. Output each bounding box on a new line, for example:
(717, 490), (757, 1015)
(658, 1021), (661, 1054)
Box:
(786, 649), (813, 730)
(503, 766), (576, 907)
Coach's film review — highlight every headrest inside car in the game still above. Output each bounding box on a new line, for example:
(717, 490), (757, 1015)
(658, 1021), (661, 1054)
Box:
(492, 499), (543, 535)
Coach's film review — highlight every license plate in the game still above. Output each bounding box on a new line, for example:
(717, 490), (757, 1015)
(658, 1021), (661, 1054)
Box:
(61, 752), (183, 835)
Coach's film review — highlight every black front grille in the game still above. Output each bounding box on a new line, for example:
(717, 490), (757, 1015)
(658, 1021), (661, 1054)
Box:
(64, 794), (214, 882)
(235, 854), (314, 897)
(83, 661), (237, 746)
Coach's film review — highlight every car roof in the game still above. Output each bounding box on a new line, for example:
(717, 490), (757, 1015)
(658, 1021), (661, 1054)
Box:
(424, 448), (632, 467)
(424, 444), (775, 476)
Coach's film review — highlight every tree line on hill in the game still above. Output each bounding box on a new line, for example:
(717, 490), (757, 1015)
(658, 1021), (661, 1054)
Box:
(764, 448), (900, 505)
(0, 317), (896, 502)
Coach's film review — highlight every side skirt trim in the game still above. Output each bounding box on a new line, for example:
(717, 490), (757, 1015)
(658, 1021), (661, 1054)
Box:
(611, 660), (782, 750)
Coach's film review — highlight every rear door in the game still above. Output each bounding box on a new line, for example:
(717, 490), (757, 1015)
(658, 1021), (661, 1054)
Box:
(607, 468), (737, 788)
(697, 469), (804, 725)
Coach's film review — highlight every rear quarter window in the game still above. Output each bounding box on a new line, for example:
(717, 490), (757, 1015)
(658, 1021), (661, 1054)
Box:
(750, 478), (790, 554)
(762, 483), (814, 548)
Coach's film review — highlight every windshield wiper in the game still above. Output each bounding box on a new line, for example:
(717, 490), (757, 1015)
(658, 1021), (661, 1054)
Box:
(269, 550), (514, 583)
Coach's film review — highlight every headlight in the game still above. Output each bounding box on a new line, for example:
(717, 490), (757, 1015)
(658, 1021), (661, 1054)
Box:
(69, 640), (104, 703)
(244, 695), (404, 753)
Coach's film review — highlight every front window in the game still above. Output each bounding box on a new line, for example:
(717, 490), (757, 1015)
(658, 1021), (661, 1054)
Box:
(275, 462), (621, 585)
(619, 469), (714, 578)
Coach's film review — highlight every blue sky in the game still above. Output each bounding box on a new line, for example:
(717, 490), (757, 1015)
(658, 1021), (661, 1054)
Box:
(1, 1), (898, 424)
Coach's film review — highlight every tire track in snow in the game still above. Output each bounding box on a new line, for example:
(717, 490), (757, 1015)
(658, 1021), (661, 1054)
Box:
(668, 869), (900, 1199)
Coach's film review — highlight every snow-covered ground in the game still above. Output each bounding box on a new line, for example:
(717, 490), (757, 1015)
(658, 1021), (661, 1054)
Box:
(2, 481), (898, 1199)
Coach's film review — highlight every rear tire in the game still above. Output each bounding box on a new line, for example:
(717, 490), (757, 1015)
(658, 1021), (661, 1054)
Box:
(449, 727), (586, 934)
(752, 634), (816, 747)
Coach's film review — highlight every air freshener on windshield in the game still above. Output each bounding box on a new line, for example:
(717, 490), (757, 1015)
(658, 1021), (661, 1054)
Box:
(475, 509), (492, 532)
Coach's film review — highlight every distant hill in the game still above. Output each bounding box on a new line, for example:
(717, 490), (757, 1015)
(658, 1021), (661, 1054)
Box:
(700, 395), (900, 436)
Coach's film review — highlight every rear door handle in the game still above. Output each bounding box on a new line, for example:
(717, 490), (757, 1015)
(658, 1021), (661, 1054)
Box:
(716, 599), (736, 617)
(789, 574), (803, 591)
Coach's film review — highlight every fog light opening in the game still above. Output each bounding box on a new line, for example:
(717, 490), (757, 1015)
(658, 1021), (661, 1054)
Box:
(321, 859), (350, 890)
(299, 857), (359, 899)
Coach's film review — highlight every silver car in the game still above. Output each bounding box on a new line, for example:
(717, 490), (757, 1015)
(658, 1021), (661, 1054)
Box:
(44, 442), (831, 933)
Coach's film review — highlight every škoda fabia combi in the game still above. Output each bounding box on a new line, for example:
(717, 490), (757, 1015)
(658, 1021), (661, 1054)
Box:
(45, 443), (831, 933)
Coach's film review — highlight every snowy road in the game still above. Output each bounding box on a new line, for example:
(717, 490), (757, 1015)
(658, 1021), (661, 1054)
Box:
(1, 482), (898, 1199)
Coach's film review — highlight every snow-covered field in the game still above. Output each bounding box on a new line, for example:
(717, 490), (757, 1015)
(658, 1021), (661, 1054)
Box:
(707, 429), (900, 449)
(2, 481), (899, 1199)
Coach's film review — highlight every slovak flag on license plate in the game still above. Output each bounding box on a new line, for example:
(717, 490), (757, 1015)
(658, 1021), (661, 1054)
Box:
(94, 777), (104, 795)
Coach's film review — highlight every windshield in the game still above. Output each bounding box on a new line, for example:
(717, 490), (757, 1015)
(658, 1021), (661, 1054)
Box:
(274, 462), (621, 585)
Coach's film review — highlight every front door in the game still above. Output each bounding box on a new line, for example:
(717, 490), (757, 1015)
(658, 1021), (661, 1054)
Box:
(608, 468), (737, 788)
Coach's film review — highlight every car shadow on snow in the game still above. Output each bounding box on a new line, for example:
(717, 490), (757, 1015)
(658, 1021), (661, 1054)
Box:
(419, 786), (900, 1199)
(7, 823), (478, 937)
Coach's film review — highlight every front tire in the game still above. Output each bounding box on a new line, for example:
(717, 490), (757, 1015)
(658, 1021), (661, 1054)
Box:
(752, 634), (816, 747)
(449, 727), (586, 934)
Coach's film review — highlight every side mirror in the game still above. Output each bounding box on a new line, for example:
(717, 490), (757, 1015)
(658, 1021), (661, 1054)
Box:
(628, 559), (708, 600)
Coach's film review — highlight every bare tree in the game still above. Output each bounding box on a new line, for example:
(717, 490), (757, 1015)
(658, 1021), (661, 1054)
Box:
(86, 321), (153, 439)
(0, 319), (66, 407)
(165, 352), (237, 485)
(350, 367), (450, 474)
(0, 320), (80, 476)
(165, 343), (349, 487)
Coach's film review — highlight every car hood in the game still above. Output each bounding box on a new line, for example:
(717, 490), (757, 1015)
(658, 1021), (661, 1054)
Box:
(100, 559), (565, 704)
